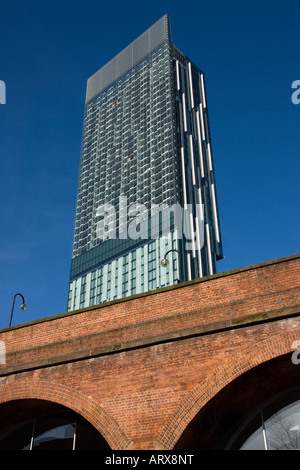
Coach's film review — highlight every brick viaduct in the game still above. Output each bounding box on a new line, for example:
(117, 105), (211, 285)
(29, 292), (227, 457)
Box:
(0, 254), (299, 450)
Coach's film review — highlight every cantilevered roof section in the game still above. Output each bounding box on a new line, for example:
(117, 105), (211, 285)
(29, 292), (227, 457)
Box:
(85, 14), (171, 103)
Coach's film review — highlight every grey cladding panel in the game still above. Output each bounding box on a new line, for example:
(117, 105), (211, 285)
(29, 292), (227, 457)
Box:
(86, 14), (170, 102)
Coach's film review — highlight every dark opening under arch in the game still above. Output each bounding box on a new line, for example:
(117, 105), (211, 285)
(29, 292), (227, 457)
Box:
(0, 399), (111, 450)
(174, 354), (300, 450)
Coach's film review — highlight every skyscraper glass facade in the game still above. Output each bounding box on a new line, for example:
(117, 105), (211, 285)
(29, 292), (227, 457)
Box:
(67, 14), (223, 311)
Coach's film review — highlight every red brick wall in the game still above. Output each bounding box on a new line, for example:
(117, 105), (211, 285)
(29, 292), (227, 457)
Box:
(0, 254), (300, 449)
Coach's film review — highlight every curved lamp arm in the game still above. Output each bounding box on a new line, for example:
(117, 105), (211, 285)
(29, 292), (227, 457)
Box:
(161, 249), (182, 283)
(9, 293), (27, 327)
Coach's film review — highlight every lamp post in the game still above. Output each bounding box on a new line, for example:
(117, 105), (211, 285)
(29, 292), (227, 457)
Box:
(9, 293), (27, 327)
(161, 249), (182, 283)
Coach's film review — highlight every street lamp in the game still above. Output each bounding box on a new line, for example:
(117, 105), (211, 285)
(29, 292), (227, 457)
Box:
(161, 249), (182, 283)
(9, 293), (27, 327)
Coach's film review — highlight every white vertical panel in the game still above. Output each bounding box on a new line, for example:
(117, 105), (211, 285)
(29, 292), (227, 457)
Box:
(155, 239), (160, 288)
(69, 280), (75, 311)
(196, 111), (205, 178)
(188, 62), (194, 108)
(200, 73), (207, 108)
(190, 212), (196, 258)
(211, 183), (220, 243)
(128, 252), (132, 294)
(161, 234), (173, 285)
(160, 236), (167, 286)
(189, 134), (196, 185)
(176, 60), (180, 90)
(117, 258), (123, 299)
(181, 147), (187, 207)
(144, 244), (148, 291)
(187, 253), (192, 280)
(207, 142), (213, 171)
(110, 259), (116, 299)
(103, 263), (108, 302)
(195, 217), (203, 277)
(199, 104), (205, 140)
(206, 224), (213, 275)
(75, 278), (81, 311)
(136, 246), (142, 292)
(85, 272), (91, 308)
(182, 93), (188, 132)
(197, 187), (204, 220)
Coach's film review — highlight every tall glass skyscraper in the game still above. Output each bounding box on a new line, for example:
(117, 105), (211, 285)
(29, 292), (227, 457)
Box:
(67, 14), (223, 311)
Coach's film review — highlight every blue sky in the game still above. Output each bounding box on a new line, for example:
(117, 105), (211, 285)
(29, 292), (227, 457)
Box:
(0, 0), (299, 329)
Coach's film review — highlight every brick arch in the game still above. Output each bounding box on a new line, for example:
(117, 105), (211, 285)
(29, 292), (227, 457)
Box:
(157, 329), (300, 449)
(0, 378), (132, 450)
